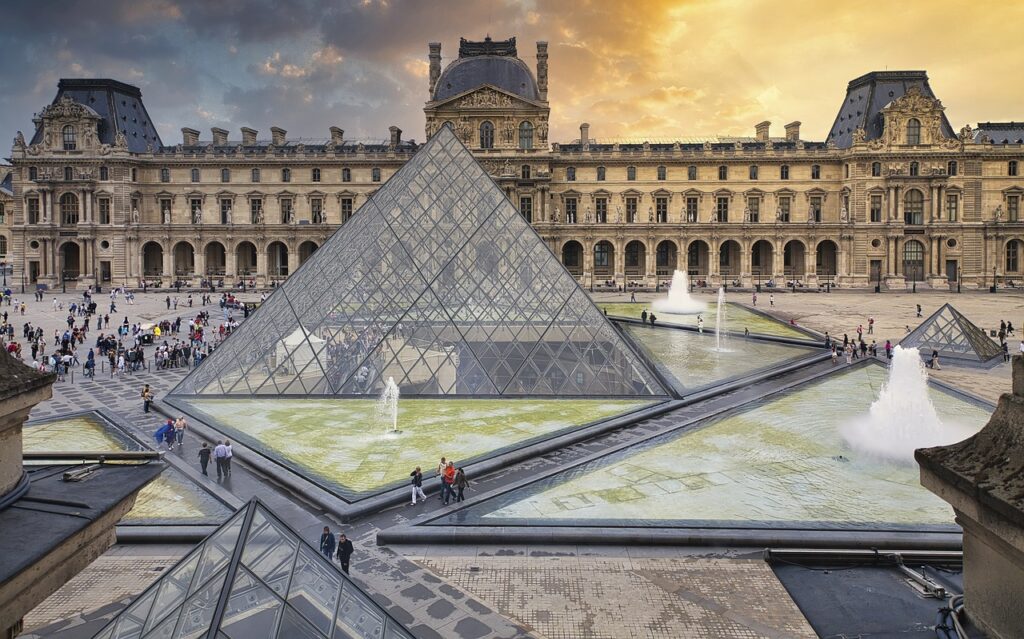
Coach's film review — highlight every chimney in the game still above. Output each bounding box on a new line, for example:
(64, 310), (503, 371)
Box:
(755, 121), (771, 142)
(329, 127), (344, 145)
(270, 127), (287, 145)
(785, 121), (801, 142)
(537, 41), (549, 101)
(428, 42), (442, 97)
(211, 127), (228, 146)
(389, 125), (402, 148)
(181, 127), (199, 146)
(241, 127), (258, 146)
(580, 123), (590, 150)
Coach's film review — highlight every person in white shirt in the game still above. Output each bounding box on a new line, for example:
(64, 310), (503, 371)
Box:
(213, 441), (228, 479)
(222, 440), (233, 477)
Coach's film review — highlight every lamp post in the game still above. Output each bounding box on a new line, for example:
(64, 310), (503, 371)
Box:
(957, 265), (962, 294)
(1, 260), (6, 287)
(992, 265), (998, 293)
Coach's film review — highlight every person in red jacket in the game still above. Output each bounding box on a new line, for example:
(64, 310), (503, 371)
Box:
(442, 461), (456, 505)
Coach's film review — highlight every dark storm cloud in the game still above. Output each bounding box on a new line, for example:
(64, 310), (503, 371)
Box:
(176, 0), (331, 42)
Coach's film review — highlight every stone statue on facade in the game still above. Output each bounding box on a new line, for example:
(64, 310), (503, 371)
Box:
(959, 124), (974, 143)
(743, 207), (751, 223)
(585, 206), (592, 224)
(131, 207), (140, 224)
(648, 207), (654, 223)
(163, 209), (171, 224)
(808, 207), (816, 223)
(616, 206), (623, 224)
(114, 131), (128, 150)
(840, 206), (850, 223)
(852, 127), (867, 144)
(225, 208), (232, 224)
(193, 207), (203, 225)
(14, 131), (25, 148)
(503, 118), (515, 144)
(552, 206), (560, 223)
(994, 204), (1004, 223)
(502, 158), (513, 176)
(776, 208), (783, 222)
(288, 209), (296, 225)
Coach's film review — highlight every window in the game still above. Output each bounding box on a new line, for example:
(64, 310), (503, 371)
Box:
(906, 118), (921, 145)
(131, 168), (138, 182)
(221, 168), (230, 183)
(98, 198), (111, 224)
(1011, 160), (1019, 177)
(657, 166), (667, 181)
(810, 196), (823, 223)
(280, 198), (293, 223)
(627, 166), (636, 181)
(872, 162), (881, 177)
(0, 236), (6, 258)
(342, 168), (351, 182)
(655, 197), (668, 223)
(747, 197), (760, 223)
(479, 121), (494, 149)
(565, 198), (578, 224)
(910, 161), (919, 177)
(341, 197), (354, 223)
(190, 168), (200, 183)
(844, 164), (850, 178)
(566, 167), (576, 181)
(64, 167), (73, 181)
(99, 166), (109, 181)
(686, 197), (698, 223)
(687, 165), (697, 180)
(594, 242), (610, 267)
(626, 197), (637, 223)
(160, 168), (170, 183)
(520, 196), (533, 223)
(716, 196), (729, 223)
(948, 161), (958, 176)
(281, 168), (291, 183)
(778, 196), (791, 222)
(811, 164), (821, 180)
(597, 166), (606, 181)
(29, 167), (38, 181)
(718, 165), (728, 180)
(871, 194), (883, 223)
(251, 168), (261, 183)
(595, 198), (607, 223)
(0, 203), (4, 225)
(371, 167), (381, 182)
(904, 190), (924, 225)
(521, 165), (531, 180)
(1007, 241), (1020, 272)
(311, 198), (324, 223)
(220, 199), (232, 225)
(749, 165), (758, 180)
(780, 165), (789, 180)
(250, 199), (263, 223)
(1010, 195), (1021, 222)
(946, 194), (958, 222)
(518, 121), (533, 150)
(312, 168), (321, 183)
(27, 198), (40, 224)
(62, 125), (76, 150)
(159, 198), (171, 223)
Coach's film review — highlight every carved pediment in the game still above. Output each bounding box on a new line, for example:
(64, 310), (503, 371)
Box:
(432, 85), (541, 111)
(39, 95), (101, 122)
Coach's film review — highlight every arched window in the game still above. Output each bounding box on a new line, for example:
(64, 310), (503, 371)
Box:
(947, 161), (958, 176)
(909, 161), (919, 177)
(904, 189), (924, 225)
(717, 165), (728, 180)
(281, 168), (291, 183)
(811, 164), (821, 179)
(903, 240), (925, 281)
(687, 165), (697, 180)
(311, 168), (321, 182)
(627, 166), (637, 181)
(62, 125), (76, 150)
(160, 168), (170, 183)
(906, 118), (921, 145)
(780, 164), (790, 180)
(251, 168), (261, 183)
(518, 121), (534, 150)
(657, 166), (667, 181)
(596, 166), (606, 181)
(64, 167), (73, 181)
(521, 165), (531, 180)
(566, 167), (576, 181)
(190, 168), (200, 183)
(342, 168), (351, 182)
(221, 168), (230, 183)
(99, 166), (108, 181)
(1007, 240), (1022, 272)
(871, 162), (881, 177)
(60, 192), (79, 225)
(371, 167), (381, 182)
(479, 121), (494, 149)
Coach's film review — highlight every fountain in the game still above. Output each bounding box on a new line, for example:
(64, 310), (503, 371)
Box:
(714, 287), (729, 352)
(841, 346), (975, 463)
(378, 376), (401, 435)
(652, 270), (707, 315)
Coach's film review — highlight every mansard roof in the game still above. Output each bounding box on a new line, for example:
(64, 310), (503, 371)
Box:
(433, 37), (539, 103)
(31, 79), (163, 153)
(154, 138), (419, 156)
(975, 122), (1024, 144)
(0, 171), (12, 197)
(826, 70), (955, 149)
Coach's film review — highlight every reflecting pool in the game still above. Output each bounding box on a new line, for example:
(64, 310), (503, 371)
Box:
(599, 301), (810, 339)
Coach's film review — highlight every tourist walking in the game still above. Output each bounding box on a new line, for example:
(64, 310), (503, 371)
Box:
(319, 526), (336, 561)
(222, 440), (233, 476)
(830, 346), (838, 366)
(630, 290), (636, 303)
(1003, 342), (1011, 363)
(752, 292), (757, 306)
(697, 315), (704, 333)
(641, 309), (648, 324)
(141, 385), (153, 413)
(868, 316), (874, 334)
(410, 466), (427, 505)
(916, 304), (922, 318)
(174, 416), (187, 447)
(198, 443), (211, 476)
(454, 467), (470, 502)
(442, 461), (456, 505)
(214, 440), (228, 479)
(436, 457), (447, 501)
(163, 419), (177, 451)
(336, 533), (354, 574)
(885, 340), (893, 360)
(649, 312), (657, 326)
(769, 293), (774, 307)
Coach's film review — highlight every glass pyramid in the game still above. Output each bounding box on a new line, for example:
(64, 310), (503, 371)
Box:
(93, 499), (414, 639)
(902, 303), (1003, 365)
(172, 125), (664, 397)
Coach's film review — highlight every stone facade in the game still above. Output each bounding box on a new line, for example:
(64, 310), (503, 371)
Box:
(5, 43), (1024, 291)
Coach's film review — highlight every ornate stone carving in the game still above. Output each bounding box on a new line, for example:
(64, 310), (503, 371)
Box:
(456, 87), (514, 109)
(840, 206), (850, 224)
(852, 127), (867, 144)
(14, 131), (26, 148)
(114, 131), (128, 150)
(959, 123), (974, 142)
(132, 208), (140, 224)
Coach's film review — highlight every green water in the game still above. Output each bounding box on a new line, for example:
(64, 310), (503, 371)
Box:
(598, 301), (809, 339)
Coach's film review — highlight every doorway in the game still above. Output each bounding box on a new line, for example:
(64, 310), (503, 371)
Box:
(946, 260), (958, 282)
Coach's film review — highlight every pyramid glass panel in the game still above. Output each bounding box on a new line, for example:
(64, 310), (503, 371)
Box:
(171, 125), (665, 399)
(902, 303), (1003, 365)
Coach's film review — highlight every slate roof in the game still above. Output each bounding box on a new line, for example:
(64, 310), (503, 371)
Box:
(155, 138), (419, 155)
(31, 79), (163, 153)
(974, 122), (1024, 144)
(0, 170), (12, 197)
(826, 71), (956, 149)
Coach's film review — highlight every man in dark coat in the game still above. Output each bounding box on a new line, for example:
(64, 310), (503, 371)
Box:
(319, 526), (336, 561)
(336, 533), (354, 574)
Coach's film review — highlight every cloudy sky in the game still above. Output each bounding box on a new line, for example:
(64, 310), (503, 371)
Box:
(2, 0), (1022, 149)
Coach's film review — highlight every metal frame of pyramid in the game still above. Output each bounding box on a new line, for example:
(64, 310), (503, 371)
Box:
(171, 125), (666, 398)
(93, 499), (414, 639)
(901, 303), (1004, 367)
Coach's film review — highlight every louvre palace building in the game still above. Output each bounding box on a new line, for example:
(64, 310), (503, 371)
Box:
(3, 35), (1024, 292)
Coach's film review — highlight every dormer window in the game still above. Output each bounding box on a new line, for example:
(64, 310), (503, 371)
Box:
(480, 121), (494, 149)
(519, 121), (534, 150)
(62, 125), (76, 150)
(906, 118), (921, 145)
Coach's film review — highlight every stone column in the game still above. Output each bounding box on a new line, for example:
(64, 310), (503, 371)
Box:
(226, 245), (237, 279)
(614, 239), (625, 283)
(162, 245), (172, 284)
(740, 239), (752, 285)
(582, 244), (593, 286)
(287, 242), (299, 276)
(193, 245), (205, 280)
(645, 244), (655, 285)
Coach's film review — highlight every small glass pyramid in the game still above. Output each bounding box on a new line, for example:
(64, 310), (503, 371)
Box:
(902, 303), (1004, 365)
(93, 499), (414, 639)
(172, 125), (664, 398)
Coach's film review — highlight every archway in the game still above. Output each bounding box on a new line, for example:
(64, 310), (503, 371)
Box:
(594, 240), (614, 278)
(719, 240), (741, 278)
(173, 241), (195, 277)
(625, 240), (646, 278)
(142, 242), (163, 277)
(60, 242), (81, 280)
(902, 240), (925, 282)
(205, 241), (226, 276)
(562, 240), (583, 276)
(816, 240), (839, 280)
(236, 241), (257, 276)
(687, 240), (710, 277)
(298, 241), (319, 266)
(268, 241), (289, 277)
(784, 240), (807, 279)
(751, 240), (774, 278)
